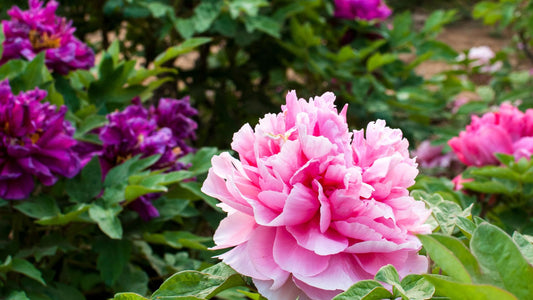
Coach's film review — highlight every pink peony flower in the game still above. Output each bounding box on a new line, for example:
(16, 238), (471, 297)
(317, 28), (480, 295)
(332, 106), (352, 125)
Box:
(413, 140), (455, 169)
(449, 103), (533, 167)
(201, 91), (431, 299)
(457, 46), (502, 74)
(334, 0), (392, 21)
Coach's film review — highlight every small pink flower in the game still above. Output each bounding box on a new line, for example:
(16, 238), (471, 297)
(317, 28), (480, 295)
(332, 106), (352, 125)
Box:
(202, 91), (431, 299)
(457, 46), (502, 74)
(449, 103), (533, 166)
(413, 140), (455, 169)
(452, 174), (473, 191)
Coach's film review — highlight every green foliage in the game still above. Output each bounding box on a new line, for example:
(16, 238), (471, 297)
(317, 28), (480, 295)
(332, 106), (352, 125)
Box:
(333, 265), (435, 300)
(419, 221), (533, 300)
(111, 263), (248, 300)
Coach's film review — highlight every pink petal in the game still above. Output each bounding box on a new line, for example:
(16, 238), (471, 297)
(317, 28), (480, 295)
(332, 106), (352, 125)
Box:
(212, 210), (256, 250)
(273, 227), (330, 277)
(287, 220), (348, 255)
(294, 254), (370, 291)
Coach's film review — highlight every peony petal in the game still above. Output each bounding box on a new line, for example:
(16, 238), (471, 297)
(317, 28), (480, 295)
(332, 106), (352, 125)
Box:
(212, 210), (256, 250)
(247, 227), (290, 289)
(254, 277), (305, 300)
(256, 183), (319, 226)
(287, 219), (348, 255)
(294, 254), (370, 291)
(217, 244), (270, 281)
(273, 227), (330, 277)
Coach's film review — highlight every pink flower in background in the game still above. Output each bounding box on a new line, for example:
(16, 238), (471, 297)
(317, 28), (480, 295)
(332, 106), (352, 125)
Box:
(449, 103), (533, 167)
(413, 140), (455, 169)
(334, 0), (392, 21)
(457, 46), (502, 74)
(202, 91), (430, 299)
(1, 0), (94, 74)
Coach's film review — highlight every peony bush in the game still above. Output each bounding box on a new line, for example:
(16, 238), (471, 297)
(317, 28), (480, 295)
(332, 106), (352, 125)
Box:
(0, 0), (532, 299)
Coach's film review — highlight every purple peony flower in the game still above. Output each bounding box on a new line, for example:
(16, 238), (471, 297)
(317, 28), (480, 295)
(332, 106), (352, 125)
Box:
(334, 0), (392, 21)
(150, 97), (198, 157)
(79, 97), (197, 220)
(0, 79), (81, 200)
(0, 0), (94, 74)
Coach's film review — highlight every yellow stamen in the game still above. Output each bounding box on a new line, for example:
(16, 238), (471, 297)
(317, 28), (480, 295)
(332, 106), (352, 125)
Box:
(172, 147), (182, 156)
(29, 30), (61, 50)
(116, 154), (133, 164)
(29, 133), (40, 144)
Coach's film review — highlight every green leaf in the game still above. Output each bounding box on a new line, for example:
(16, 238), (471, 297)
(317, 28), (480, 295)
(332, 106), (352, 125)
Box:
(374, 265), (406, 297)
(36, 204), (90, 226)
(14, 195), (60, 219)
(151, 263), (246, 299)
(74, 114), (108, 138)
(6, 291), (30, 300)
(124, 185), (167, 202)
(462, 180), (516, 195)
(0, 59), (26, 80)
(512, 232), (533, 265)
(173, 17), (196, 39)
(113, 293), (148, 300)
(0, 24), (5, 59)
(114, 264), (149, 296)
(367, 53), (397, 72)
(413, 191), (472, 235)
(228, 0), (269, 18)
(94, 238), (132, 286)
(425, 274), (518, 300)
(332, 280), (392, 300)
(400, 275), (435, 300)
(146, 2), (173, 18)
(422, 10), (457, 35)
(179, 181), (221, 212)
(418, 234), (480, 283)
(11, 258), (46, 285)
(456, 217), (477, 239)
(89, 204), (123, 239)
(181, 147), (219, 175)
(143, 231), (210, 250)
(55, 76), (81, 112)
(66, 156), (103, 203)
(473, 2), (502, 25)
(471, 223), (533, 299)
(468, 165), (521, 182)
(243, 15), (281, 38)
(154, 37), (212, 67)
(194, 0), (224, 32)
(103, 155), (160, 191)
(9, 52), (51, 93)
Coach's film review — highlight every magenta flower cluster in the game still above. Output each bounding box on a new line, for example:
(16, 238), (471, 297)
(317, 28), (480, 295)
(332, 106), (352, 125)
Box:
(334, 0), (392, 21)
(1, 0), (94, 74)
(0, 80), (80, 200)
(202, 91), (430, 299)
(449, 103), (533, 166)
(87, 97), (197, 220)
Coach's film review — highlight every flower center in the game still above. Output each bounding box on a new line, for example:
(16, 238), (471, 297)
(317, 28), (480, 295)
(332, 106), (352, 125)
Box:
(116, 154), (133, 164)
(29, 30), (61, 50)
(172, 147), (182, 156)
